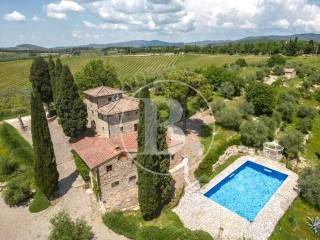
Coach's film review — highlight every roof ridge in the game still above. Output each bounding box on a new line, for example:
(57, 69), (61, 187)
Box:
(95, 86), (105, 97)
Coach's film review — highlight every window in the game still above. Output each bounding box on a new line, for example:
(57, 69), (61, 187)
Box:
(92, 110), (94, 115)
(134, 124), (138, 131)
(129, 176), (136, 182)
(106, 165), (112, 172)
(120, 126), (124, 132)
(108, 97), (112, 102)
(111, 181), (119, 188)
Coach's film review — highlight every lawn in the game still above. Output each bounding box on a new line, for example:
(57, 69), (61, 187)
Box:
(302, 115), (320, 165)
(102, 207), (213, 240)
(271, 197), (320, 240)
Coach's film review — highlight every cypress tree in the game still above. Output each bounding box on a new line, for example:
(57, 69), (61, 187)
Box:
(31, 91), (59, 197)
(156, 119), (173, 206)
(29, 57), (53, 105)
(48, 56), (56, 98)
(137, 87), (160, 220)
(53, 58), (63, 114)
(56, 65), (87, 138)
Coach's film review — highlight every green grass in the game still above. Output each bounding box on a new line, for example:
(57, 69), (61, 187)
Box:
(195, 124), (240, 184)
(302, 116), (320, 165)
(210, 154), (242, 179)
(271, 197), (320, 240)
(29, 191), (51, 213)
(102, 208), (213, 240)
(0, 123), (34, 182)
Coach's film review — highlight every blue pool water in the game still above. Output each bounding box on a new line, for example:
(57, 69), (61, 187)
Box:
(204, 161), (288, 221)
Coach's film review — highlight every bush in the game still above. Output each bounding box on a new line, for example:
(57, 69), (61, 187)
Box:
(0, 157), (18, 176)
(279, 129), (304, 159)
(314, 90), (320, 102)
(296, 106), (317, 119)
(3, 177), (32, 206)
(235, 58), (247, 67)
(210, 99), (225, 113)
(273, 65), (284, 76)
(29, 191), (51, 213)
(298, 166), (320, 209)
(239, 101), (255, 119)
(215, 108), (242, 131)
(240, 120), (269, 148)
(49, 211), (94, 240)
(195, 136), (240, 184)
(102, 211), (213, 240)
(218, 82), (235, 99)
(73, 151), (90, 182)
(246, 82), (274, 115)
(297, 118), (313, 134)
(267, 55), (286, 67)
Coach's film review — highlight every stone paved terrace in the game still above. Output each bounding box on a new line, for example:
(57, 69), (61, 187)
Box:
(173, 155), (299, 240)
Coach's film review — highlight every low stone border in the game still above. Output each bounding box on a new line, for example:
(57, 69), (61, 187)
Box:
(174, 155), (298, 240)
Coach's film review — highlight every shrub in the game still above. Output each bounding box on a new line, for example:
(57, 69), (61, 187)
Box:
(239, 101), (255, 119)
(273, 65), (284, 76)
(314, 90), (320, 102)
(73, 151), (90, 182)
(3, 177), (32, 206)
(297, 118), (313, 134)
(210, 99), (225, 113)
(296, 106), (317, 119)
(298, 166), (320, 209)
(102, 211), (213, 240)
(49, 211), (93, 240)
(279, 129), (304, 159)
(235, 58), (247, 67)
(307, 217), (320, 236)
(246, 82), (274, 115)
(218, 82), (235, 99)
(240, 120), (269, 148)
(29, 191), (51, 213)
(195, 136), (240, 184)
(0, 157), (18, 176)
(267, 55), (286, 67)
(215, 108), (242, 131)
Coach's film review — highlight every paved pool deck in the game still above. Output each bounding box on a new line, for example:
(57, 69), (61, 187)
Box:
(173, 155), (299, 240)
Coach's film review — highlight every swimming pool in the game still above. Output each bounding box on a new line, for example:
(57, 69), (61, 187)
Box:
(204, 161), (288, 221)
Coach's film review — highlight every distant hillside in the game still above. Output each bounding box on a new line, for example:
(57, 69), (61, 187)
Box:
(3, 44), (48, 52)
(238, 33), (320, 42)
(2, 33), (320, 51)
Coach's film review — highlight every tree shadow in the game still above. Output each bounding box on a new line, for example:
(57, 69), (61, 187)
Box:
(54, 171), (78, 199)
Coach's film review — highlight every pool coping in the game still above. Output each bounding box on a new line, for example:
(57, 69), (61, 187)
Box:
(173, 155), (299, 240)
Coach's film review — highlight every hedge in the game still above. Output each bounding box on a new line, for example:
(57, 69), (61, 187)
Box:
(195, 136), (240, 185)
(102, 211), (213, 240)
(72, 150), (90, 182)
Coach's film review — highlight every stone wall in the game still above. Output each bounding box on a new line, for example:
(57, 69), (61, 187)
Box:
(96, 152), (138, 210)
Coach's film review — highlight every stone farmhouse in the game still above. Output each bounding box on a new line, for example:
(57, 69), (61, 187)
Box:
(73, 86), (183, 210)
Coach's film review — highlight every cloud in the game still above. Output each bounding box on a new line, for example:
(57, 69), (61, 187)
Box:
(4, 11), (26, 22)
(47, 0), (84, 19)
(272, 19), (290, 29)
(32, 16), (40, 22)
(72, 30), (104, 39)
(83, 20), (128, 30)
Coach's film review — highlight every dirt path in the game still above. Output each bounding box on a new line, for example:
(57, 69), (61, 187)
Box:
(1, 116), (127, 240)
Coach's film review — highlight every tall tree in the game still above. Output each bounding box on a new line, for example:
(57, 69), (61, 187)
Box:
(166, 70), (212, 131)
(156, 117), (173, 205)
(29, 57), (53, 105)
(48, 56), (56, 95)
(137, 87), (160, 220)
(56, 65), (87, 138)
(75, 60), (119, 91)
(53, 58), (62, 101)
(31, 91), (59, 197)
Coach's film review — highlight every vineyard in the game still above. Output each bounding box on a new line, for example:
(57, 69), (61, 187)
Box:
(0, 53), (317, 120)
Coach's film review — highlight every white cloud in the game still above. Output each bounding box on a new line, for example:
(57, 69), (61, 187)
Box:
(47, 0), (84, 20)
(4, 11), (26, 22)
(272, 19), (290, 29)
(240, 21), (257, 29)
(72, 30), (104, 39)
(83, 20), (128, 30)
(32, 16), (40, 22)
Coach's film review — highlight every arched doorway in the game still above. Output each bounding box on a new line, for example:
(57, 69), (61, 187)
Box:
(91, 120), (96, 130)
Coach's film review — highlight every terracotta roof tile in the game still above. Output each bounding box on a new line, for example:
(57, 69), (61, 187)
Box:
(83, 86), (124, 97)
(97, 97), (139, 116)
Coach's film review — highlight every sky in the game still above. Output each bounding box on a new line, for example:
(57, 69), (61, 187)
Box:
(1, 0), (320, 47)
